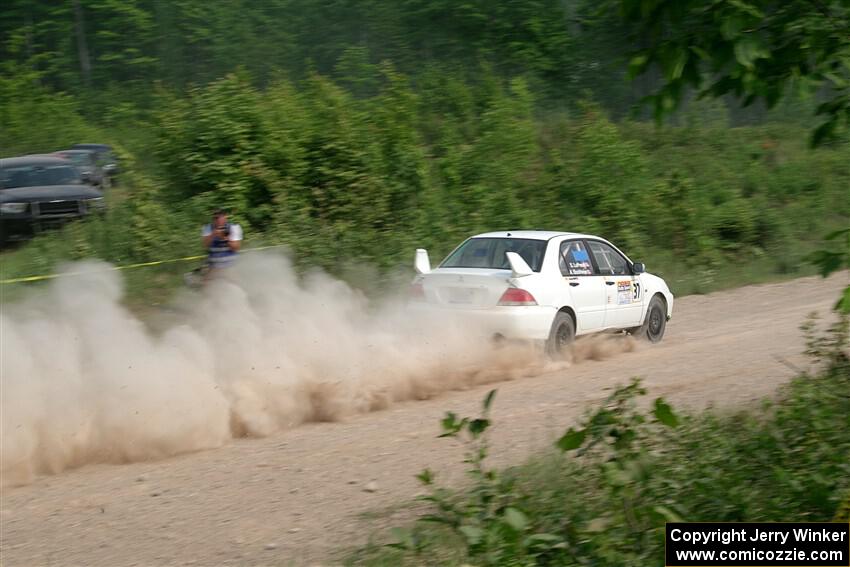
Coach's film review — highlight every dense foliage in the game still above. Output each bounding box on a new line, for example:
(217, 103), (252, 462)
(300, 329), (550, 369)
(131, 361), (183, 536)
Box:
(616, 0), (850, 145)
(1, 1), (848, 303)
(2, 70), (849, 299)
(0, 1), (633, 109)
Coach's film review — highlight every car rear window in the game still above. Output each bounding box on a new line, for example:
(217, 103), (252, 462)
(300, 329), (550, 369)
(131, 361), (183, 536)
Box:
(441, 238), (547, 272)
(0, 165), (82, 189)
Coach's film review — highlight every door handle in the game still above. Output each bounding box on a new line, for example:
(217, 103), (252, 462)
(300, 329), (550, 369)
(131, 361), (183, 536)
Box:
(569, 282), (579, 287)
(605, 281), (616, 286)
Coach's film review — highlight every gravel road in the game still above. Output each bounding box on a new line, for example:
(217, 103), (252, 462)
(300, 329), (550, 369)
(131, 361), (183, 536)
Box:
(1, 273), (846, 567)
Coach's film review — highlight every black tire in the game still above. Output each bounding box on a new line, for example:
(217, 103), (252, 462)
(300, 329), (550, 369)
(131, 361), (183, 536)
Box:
(546, 311), (575, 358)
(635, 295), (667, 343)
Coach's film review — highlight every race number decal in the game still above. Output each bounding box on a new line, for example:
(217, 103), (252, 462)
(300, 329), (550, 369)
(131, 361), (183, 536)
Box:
(634, 282), (641, 301)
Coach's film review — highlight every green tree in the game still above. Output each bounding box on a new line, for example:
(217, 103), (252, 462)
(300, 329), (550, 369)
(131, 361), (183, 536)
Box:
(0, 60), (103, 154)
(617, 0), (850, 144)
(154, 71), (268, 222)
(810, 228), (850, 313)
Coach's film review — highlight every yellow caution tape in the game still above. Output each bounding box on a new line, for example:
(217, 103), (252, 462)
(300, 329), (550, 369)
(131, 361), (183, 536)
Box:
(0, 244), (288, 285)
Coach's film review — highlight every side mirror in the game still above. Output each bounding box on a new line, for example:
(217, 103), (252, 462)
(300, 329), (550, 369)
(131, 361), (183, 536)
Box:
(414, 248), (431, 274)
(80, 171), (92, 183)
(632, 262), (646, 274)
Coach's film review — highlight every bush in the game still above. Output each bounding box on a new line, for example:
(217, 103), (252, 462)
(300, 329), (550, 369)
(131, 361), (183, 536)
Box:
(3, 69), (848, 306)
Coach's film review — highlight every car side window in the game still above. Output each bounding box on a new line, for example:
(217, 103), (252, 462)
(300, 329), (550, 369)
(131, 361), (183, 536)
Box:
(587, 240), (629, 276)
(559, 240), (594, 276)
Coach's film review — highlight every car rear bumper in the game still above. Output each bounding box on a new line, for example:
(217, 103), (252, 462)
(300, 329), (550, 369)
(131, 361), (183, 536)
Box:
(408, 302), (556, 341)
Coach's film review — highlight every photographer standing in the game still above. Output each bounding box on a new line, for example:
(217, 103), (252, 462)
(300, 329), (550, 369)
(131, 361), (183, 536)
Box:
(201, 209), (243, 270)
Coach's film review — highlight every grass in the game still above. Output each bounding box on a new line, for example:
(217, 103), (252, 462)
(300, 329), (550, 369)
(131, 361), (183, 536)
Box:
(646, 252), (813, 297)
(0, 248), (204, 309)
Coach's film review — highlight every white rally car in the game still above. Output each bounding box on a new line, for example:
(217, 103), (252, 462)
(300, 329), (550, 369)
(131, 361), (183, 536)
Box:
(410, 231), (674, 356)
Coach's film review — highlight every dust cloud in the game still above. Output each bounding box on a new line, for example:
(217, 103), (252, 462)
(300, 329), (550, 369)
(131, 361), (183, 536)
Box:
(0, 253), (636, 486)
(571, 333), (637, 362)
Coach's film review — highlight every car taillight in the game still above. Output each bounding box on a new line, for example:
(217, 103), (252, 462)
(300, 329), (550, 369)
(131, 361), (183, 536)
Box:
(498, 288), (537, 306)
(410, 281), (425, 301)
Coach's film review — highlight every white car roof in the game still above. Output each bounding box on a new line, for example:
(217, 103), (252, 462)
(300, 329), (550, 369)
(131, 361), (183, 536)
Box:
(471, 230), (597, 241)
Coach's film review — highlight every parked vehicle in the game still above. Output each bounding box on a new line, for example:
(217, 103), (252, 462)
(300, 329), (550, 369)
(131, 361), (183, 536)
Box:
(70, 143), (120, 181)
(0, 155), (104, 245)
(53, 149), (107, 188)
(409, 230), (674, 356)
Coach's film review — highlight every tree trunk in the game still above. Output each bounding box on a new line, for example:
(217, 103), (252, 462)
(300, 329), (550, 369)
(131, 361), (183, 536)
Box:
(72, 0), (92, 88)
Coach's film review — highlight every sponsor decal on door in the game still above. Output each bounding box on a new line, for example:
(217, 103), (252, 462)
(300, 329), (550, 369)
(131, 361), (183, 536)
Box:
(617, 280), (641, 305)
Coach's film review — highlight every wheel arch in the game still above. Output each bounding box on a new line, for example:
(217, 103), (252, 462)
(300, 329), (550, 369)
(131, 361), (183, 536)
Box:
(556, 305), (577, 330)
(645, 291), (668, 319)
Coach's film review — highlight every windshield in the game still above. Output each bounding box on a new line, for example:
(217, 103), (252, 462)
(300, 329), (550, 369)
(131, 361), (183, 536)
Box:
(61, 153), (91, 167)
(0, 164), (82, 189)
(441, 238), (548, 272)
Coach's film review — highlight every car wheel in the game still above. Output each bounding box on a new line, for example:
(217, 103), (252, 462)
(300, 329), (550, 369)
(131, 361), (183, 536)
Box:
(546, 311), (575, 358)
(636, 295), (667, 343)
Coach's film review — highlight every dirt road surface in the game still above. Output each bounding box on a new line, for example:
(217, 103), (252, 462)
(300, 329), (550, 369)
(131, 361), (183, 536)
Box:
(1, 273), (847, 566)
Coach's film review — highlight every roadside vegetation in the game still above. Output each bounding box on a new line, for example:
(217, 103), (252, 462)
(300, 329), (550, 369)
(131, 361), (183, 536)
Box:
(1, 74), (847, 304)
(348, 313), (850, 566)
(1, 1), (848, 308)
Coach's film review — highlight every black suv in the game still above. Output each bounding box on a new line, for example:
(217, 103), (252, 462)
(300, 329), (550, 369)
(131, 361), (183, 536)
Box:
(0, 155), (105, 245)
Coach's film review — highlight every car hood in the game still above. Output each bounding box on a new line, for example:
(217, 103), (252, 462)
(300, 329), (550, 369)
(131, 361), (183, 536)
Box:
(0, 185), (103, 202)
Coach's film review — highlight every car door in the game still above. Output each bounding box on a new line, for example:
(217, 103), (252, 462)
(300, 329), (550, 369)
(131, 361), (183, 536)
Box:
(586, 240), (644, 329)
(557, 239), (606, 332)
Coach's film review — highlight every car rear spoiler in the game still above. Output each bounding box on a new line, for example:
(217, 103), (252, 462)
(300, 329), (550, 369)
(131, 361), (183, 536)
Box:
(414, 248), (431, 274)
(506, 252), (533, 277)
